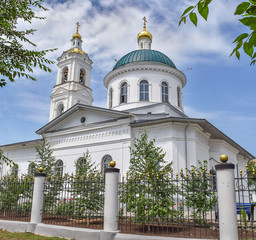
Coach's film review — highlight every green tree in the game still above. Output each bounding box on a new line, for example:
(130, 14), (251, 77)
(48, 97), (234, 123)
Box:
(0, 0), (56, 87)
(179, 0), (256, 65)
(34, 138), (57, 175)
(71, 150), (104, 222)
(181, 161), (217, 222)
(120, 130), (177, 230)
(75, 150), (98, 175)
(246, 160), (256, 186)
(33, 138), (62, 213)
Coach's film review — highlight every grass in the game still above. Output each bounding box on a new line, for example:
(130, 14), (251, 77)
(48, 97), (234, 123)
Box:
(0, 229), (68, 240)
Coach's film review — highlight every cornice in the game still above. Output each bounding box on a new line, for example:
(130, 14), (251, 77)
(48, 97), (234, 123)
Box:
(104, 62), (187, 88)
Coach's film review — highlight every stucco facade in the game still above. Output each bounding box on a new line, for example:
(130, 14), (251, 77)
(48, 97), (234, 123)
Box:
(0, 22), (254, 177)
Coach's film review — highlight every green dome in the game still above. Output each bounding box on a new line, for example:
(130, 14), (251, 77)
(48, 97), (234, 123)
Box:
(113, 49), (176, 70)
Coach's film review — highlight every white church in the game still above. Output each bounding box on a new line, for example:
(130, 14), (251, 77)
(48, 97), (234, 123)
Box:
(0, 20), (254, 176)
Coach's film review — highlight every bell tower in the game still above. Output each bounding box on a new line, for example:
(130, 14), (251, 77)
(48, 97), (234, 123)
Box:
(49, 22), (93, 121)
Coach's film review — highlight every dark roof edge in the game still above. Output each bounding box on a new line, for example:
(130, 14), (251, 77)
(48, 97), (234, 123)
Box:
(0, 139), (42, 149)
(131, 117), (255, 159)
(124, 102), (188, 118)
(36, 103), (131, 135)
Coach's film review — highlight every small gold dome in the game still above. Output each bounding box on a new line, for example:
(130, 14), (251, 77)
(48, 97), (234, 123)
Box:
(38, 167), (44, 173)
(220, 154), (228, 163)
(109, 160), (116, 168)
(72, 32), (81, 40)
(68, 47), (85, 55)
(137, 16), (152, 41)
(137, 30), (152, 41)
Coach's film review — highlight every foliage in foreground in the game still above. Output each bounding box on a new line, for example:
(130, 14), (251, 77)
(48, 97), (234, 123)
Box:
(34, 138), (57, 175)
(121, 130), (178, 224)
(179, 0), (256, 65)
(180, 160), (217, 222)
(0, 0), (57, 87)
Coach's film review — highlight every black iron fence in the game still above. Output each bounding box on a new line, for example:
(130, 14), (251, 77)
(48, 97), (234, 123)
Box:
(1, 166), (256, 239)
(0, 175), (34, 221)
(42, 173), (104, 229)
(236, 167), (256, 240)
(119, 170), (218, 239)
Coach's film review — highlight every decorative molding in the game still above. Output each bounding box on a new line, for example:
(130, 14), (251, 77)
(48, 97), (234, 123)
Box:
(104, 63), (186, 87)
(50, 127), (130, 147)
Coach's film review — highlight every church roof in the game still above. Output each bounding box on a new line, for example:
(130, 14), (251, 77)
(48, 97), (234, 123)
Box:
(113, 49), (176, 70)
(131, 117), (255, 160)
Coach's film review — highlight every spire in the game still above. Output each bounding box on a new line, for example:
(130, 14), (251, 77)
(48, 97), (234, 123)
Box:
(137, 17), (152, 50)
(143, 16), (147, 31)
(72, 22), (82, 40)
(71, 22), (83, 50)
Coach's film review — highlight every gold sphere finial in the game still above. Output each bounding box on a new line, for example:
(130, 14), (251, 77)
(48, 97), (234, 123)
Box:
(38, 167), (44, 173)
(220, 154), (228, 163)
(109, 160), (116, 168)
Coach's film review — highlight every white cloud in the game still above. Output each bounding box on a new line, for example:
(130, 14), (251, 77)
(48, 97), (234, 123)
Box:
(17, 0), (240, 71)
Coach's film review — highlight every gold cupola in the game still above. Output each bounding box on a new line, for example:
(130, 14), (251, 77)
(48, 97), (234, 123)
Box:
(72, 22), (82, 40)
(137, 16), (152, 41)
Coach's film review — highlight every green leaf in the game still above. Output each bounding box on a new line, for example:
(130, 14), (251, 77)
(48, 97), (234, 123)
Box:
(235, 2), (250, 15)
(239, 16), (256, 26)
(198, 5), (209, 21)
(189, 12), (198, 27)
(249, 0), (256, 4)
(243, 41), (254, 57)
(233, 33), (249, 43)
(181, 6), (194, 17)
(248, 32), (256, 48)
(246, 5), (256, 15)
(236, 50), (241, 59)
(178, 17), (186, 26)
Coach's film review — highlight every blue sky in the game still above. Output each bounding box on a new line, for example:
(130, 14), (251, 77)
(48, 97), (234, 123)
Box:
(0, 0), (255, 157)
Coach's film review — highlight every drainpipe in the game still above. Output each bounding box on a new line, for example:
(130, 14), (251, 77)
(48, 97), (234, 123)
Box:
(184, 122), (190, 170)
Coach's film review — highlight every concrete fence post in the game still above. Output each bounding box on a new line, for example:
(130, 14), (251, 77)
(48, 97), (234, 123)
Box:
(100, 161), (120, 240)
(30, 171), (46, 224)
(215, 155), (238, 240)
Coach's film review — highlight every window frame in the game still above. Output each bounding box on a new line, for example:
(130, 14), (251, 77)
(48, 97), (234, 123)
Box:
(161, 81), (168, 103)
(55, 159), (64, 176)
(101, 155), (112, 172)
(139, 80), (149, 101)
(120, 82), (128, 104)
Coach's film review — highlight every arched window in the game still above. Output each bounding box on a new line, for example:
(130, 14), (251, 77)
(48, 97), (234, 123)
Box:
(79, 69), (85, 85)
(161, 82), (168, 103)
(140, 80), (149, 101)
(11, 164), (19, 178)
(120, 82), (127, 103)
(109, 88), (113, 108)
(28, 162), (36, 176)
(101, 155), (112, 172)
(55, 159), (63, 176)
(57, 103), (64, 117)
(62, 67), (68, 83)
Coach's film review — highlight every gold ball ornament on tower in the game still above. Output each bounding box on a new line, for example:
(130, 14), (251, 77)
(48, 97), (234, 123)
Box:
(38, 167), (44, 173)
(109, 160), (116, 168)
(220, 154), (228, 163)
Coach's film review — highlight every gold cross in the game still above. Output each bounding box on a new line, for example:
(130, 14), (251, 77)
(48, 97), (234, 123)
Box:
(142, 16), (147, 30)
(76, 22), (80, 33)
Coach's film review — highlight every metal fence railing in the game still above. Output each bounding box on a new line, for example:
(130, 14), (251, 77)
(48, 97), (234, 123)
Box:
(42, 173), (104, 229)
(1, 165), (256, 239)
(118, 170), (218, 239)
(235, 167), (256, 240)
(0, 175), (34, 222)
